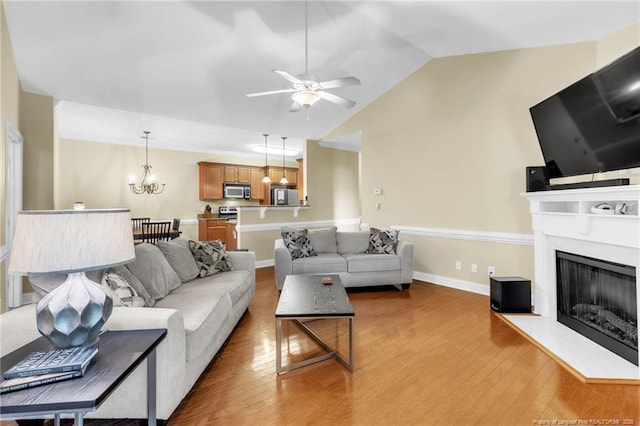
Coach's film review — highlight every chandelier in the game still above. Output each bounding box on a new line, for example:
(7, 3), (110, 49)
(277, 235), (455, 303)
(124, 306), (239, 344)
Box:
(129, 131), (165, 195)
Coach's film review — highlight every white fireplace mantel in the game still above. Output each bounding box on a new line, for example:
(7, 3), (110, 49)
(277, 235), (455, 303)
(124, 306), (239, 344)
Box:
(506, 185), (640, 382)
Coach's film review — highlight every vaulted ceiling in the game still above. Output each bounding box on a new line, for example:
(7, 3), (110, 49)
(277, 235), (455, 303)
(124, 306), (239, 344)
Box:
(3, 1), (639, 157)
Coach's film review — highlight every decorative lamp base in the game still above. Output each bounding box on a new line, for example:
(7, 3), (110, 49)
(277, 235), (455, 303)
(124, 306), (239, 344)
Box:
(35, 272), (113, 348)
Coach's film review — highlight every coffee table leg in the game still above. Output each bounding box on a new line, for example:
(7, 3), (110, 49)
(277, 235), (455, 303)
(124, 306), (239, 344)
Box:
(147, 348), (157, 426)
(276, 318), (282, 374)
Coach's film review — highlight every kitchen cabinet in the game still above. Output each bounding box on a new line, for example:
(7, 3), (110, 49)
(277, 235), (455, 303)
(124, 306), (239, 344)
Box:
(198, 218), (227, 242)
(249, 167), (265, 200)
(267, 166), (297, 186)
(225, 222), (237, 250)
(224, 166), (250, 183)
(198, 162), (224, 200)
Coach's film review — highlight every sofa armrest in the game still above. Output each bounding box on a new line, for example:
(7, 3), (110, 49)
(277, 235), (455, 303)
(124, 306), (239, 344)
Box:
(274, 238), (292, 290)
(0, 304), (40, 355)
(228, 250), (256, 278)
(397, 240), (414, 284)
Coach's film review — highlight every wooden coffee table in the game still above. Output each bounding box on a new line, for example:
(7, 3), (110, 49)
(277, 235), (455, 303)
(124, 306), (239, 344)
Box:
(275, 274), (354, 374)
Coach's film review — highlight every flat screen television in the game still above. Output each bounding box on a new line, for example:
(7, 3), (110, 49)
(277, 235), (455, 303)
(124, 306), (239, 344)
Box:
(529, 45), (640, 179)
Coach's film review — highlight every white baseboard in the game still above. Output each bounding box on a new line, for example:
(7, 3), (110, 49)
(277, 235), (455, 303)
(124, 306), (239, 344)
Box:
(256, 259), (489, 296)
(413, 271), (490, 296)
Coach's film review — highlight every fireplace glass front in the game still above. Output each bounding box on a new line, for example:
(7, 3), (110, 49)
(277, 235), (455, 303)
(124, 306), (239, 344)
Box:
(556, 251), (637, 365)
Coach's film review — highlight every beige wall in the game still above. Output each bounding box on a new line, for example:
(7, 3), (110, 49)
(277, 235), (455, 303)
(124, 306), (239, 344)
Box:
(325, 25), (640, 292)
(1, 1), (21, 312)
(20, 92), (55, 210)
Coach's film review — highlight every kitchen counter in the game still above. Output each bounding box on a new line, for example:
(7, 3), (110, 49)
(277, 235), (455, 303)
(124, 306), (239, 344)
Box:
(236, 204), (310, 219)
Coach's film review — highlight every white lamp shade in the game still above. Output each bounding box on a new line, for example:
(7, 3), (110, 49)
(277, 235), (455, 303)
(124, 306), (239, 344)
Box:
(8, 209), (135, 275)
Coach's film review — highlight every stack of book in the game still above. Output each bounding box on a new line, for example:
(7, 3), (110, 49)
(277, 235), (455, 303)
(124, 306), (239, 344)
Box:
(1, 345), (98, 394)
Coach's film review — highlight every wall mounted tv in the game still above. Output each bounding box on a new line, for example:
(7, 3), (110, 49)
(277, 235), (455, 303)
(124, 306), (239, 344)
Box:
(529, 45), (640, 181)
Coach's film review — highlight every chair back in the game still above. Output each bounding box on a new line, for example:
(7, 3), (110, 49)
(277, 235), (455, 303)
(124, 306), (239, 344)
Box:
(131, 217), (150, 231)
(141, 221), (172, 244)
(172, 218), (181, 231)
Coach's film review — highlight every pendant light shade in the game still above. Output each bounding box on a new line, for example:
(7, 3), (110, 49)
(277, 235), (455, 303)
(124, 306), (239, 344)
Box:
(262, 133), (271, 184)
(280, 136), (288, 185)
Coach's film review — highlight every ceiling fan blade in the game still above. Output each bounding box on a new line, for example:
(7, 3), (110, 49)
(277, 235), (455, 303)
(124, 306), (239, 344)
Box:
(318, 76), (361, 89)
(289, 101), (303, 113)
(274, 70), (302, 84)
(246, 88), (297, 98)
(319, 91), (356, 108)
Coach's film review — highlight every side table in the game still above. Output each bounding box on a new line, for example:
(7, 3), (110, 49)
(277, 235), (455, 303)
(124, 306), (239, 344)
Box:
(0, 329), (167, 426)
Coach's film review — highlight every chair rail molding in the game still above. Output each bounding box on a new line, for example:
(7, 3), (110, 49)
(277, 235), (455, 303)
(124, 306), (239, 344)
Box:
(235, 217), (361, 233)
(390, 225), (534, 246)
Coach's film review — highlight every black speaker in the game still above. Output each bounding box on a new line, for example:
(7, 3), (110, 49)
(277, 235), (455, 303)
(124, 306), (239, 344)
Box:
(490, 276), (531, 313)
(526, 166), (549, 192)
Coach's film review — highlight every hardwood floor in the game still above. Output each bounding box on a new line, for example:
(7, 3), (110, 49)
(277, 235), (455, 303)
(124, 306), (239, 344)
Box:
(3, 267), (639, 425)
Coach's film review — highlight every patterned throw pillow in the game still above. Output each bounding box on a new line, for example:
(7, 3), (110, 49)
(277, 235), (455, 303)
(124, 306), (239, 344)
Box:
(188, 240), (235, 278)
(281, 229), (317, 259)
(367, 228), (399, 254)
(101, 270), (146, 307)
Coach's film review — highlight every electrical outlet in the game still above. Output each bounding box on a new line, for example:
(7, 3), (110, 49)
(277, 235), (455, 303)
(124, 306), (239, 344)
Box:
(471, 264), (478, 273)
(488, 266), (496, 276)
(455, 261), (462, 271)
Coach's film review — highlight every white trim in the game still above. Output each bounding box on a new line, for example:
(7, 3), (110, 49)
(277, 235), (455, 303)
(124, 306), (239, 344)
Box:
(21, 292), (36, 306)
(256, 259), (274, 269)
(0, 245), (9, 262)
(236, 217), (361, 233)
(413, 271), (490, 296)
(391, 225), (534, 246)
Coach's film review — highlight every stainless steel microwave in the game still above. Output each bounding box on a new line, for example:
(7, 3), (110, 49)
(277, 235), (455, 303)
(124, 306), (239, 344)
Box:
(223, 183), (251, 199)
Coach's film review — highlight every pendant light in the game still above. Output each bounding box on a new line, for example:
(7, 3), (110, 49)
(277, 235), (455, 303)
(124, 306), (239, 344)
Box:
(280, 136), (288, 185)
(261, 133), (271, 184)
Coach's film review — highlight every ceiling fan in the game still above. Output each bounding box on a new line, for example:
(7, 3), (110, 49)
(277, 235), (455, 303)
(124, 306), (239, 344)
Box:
(246, 0), (361, 112)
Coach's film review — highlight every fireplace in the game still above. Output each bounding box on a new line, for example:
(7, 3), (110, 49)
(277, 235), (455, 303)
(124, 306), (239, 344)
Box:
(556, 251), (637, 365)
(518, 185), (640, 380)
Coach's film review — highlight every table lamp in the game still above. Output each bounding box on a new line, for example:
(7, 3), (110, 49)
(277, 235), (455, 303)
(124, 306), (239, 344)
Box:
(8, 209), (135, 348)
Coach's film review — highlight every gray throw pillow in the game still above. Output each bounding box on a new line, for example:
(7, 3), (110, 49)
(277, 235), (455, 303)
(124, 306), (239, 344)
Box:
(125, 243), (181, 300)
(336, 231), (370, 255)
(157, 240), (199, 283)
(281, 229), (316, 259)
(101, 270), (146, 307)
(367, 228), (399, 254)
(112, 264), (155, 307)
(308, 226), (338, 254)
(188, 240), (235, 278)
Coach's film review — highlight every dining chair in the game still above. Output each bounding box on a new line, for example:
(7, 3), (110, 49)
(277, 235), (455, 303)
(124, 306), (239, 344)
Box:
(131, 217), (150, 231)
(172, 218), (181, 231)
(141, 221), (172, 244)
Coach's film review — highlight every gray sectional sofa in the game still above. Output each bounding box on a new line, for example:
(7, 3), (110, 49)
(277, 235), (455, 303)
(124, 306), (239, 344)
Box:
(274, 226), (414, 290)
(0, 238), (256, 422)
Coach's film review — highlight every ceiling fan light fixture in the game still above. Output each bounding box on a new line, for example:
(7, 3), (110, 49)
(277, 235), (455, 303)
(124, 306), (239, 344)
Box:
(292, 90), (321, 108)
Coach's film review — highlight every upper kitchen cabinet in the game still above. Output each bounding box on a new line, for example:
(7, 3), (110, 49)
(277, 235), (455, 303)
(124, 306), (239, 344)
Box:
(249, 168), (265, 200)
(267, 166), (297, 186)
(224, 166), (250, 183)
(198, 162), (224, 200)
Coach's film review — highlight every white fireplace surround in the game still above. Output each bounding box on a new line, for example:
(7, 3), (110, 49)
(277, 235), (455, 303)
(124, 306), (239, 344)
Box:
(507, 185), (640, 381)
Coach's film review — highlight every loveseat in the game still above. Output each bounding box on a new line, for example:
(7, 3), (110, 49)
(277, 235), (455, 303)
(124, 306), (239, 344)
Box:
(274, 226), (414, 290)
(0, 237), (256, 422)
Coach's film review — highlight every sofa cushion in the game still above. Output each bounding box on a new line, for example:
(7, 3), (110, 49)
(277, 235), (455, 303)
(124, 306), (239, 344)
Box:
(189, 240), (235, 278)
(157, 240), (199, 283)
(292, 253), (347, 275)
(282, 229), (316, 259)
(126, 243), (181, 300)
(308, 226), (337, 254)
(154, 269), (252, 361)
(345, 253), (401, 273)
(367, 228), (399, 254)
(336, 231), (370, 255)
